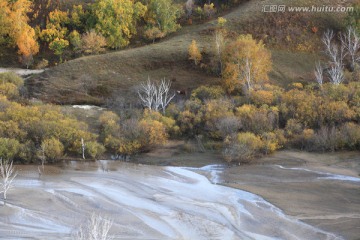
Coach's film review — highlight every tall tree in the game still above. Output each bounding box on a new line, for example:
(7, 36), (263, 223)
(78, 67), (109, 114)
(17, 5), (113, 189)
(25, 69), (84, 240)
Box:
(92, 0), (146, 49)
(0, 0), (10, 44)
(145, 0), (183, 37)
(1, 0), (39, 62)
(223, 34), (272, 94)
(188, 39), (202, 65)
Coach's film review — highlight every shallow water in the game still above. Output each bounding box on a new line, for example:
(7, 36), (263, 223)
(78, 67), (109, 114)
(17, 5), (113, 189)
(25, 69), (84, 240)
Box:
(0, 161), (342, 239)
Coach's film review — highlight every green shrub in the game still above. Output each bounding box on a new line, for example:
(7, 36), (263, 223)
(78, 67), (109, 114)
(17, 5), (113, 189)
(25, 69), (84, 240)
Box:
(0, 72), (24, 87)
(86, 141), (105, 159)
(191, 85), (225, 103)
(0, 138), (21, 160)
(41, 138), (64, 161)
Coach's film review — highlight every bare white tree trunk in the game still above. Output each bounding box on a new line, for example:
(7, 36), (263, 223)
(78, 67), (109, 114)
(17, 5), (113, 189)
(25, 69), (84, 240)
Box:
(81, 138), (86, 160)
(0, 159), (18, 203)
(159, 79), (175, 114)
(322, 29), (346, 85)
(241, 58), (252, 91)
(138, 78), (175, 113)
(341, 26), (360, 70)
(314, 61), (324, 86)
(328, 64), (344, 85)
(75, 213), (113, 240)
(138, 77), (156, 111)
(322, 30), (346, 66)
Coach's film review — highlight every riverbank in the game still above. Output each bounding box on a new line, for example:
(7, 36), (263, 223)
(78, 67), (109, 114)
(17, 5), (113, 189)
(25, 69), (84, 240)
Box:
(135, 145), (360, 239)
(219, 151), (360, 240)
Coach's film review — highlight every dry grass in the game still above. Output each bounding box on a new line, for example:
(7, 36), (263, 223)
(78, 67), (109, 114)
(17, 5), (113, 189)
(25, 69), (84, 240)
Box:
(26, 0), (356, 105)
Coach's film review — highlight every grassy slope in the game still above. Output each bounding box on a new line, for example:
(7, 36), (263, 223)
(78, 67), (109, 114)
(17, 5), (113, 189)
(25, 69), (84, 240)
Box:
(27, 0), (343, 105)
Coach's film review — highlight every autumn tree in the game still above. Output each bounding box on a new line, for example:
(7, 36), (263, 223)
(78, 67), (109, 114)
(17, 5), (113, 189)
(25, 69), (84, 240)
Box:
(80, 30), (107, 54)
(92, 0), (146, 49)
(223, 34), (272, 94)
(39, 9), (70, 60)
(49, 38), (69, 62)
(145, 0), (183, 38)
(223, 132), (263, 164)
(203, 3), (216, 18)
(41, 137), (64, 162)
(0, 0), (39, 65)
(0, 0), (10, 44)
(188, 40), (202, 65)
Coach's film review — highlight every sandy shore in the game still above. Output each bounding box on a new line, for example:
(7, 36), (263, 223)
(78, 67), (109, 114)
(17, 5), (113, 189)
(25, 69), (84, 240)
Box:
(217, 151), (360, 240)
(135, 145), (360, 239)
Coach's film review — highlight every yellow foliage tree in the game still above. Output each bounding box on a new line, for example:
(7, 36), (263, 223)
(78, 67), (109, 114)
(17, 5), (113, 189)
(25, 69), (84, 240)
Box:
(139, 119), (167, 147)
(188, 40), (202, 65)
(0, 0), (10, 44)
(93, 0), (146, 49)
(41, 137), (64, 161)
(223, 34), (272, 93)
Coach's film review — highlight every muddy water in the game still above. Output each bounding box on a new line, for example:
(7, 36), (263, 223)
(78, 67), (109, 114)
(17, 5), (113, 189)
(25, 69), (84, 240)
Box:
(0, 161), (345, 240)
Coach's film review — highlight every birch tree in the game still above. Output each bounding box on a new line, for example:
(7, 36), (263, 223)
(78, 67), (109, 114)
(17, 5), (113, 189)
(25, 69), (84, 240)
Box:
(322, 30), (346, 85)
(314, 61), (324, 86)
(138, 78), (175, 113)
(223, 34), (271, 93)
(341, 26), (360, 70)
(138, 78), (156, 111)
(0, 159), (17, 203)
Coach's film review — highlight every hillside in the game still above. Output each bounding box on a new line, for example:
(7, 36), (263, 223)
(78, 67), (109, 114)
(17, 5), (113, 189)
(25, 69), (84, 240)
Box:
(27, 0), (325, 106)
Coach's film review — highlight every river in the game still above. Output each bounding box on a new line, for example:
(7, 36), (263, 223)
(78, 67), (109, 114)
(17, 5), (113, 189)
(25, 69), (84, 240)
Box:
(0, 160), (345, 240)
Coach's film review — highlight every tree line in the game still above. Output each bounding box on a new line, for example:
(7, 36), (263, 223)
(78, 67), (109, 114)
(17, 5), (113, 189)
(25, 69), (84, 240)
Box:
(0, 0), (243, 67)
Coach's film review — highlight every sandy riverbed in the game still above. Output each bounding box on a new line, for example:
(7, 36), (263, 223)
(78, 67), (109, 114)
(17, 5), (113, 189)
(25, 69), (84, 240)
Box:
(218, 151), (360, 240)
(0, 150), (359, 239)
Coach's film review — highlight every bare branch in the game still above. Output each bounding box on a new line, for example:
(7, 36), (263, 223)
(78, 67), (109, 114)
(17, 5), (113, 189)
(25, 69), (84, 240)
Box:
(137, 77), (156, 111)
(341, 26), (360, 70)
(322, 29), (346, 85)
(137, 78), (175, 113)
(328, 64), (344, 85)
(322, 29), (346, 66)
(159, 79), (175, 113)
(0, 159), (18, 201)
(322, 29), (335, 60)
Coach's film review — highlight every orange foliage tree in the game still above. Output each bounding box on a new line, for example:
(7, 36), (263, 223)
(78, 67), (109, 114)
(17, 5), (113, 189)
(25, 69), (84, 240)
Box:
(2, 0), (39, 65)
